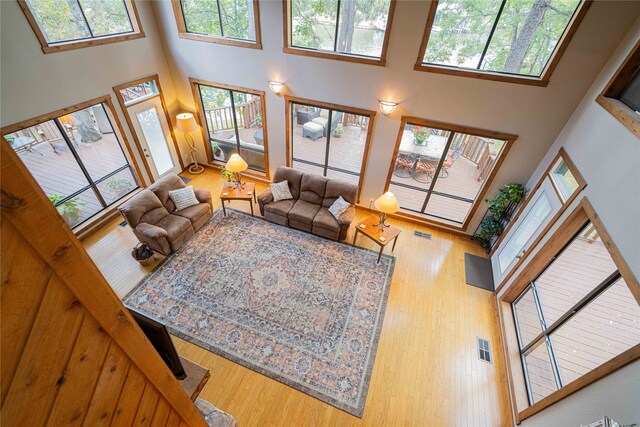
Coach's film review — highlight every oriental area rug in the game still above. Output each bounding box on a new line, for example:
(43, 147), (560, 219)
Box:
(124, 208), (395, 417)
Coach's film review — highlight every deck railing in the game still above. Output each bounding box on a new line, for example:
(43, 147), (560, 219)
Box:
(455, 134), (496, 182)
(343, 114), (369, 129)
(205, 97), (260, 132)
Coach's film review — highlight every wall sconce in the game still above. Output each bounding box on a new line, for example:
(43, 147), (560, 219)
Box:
(268, 81), (286, 95)
(378, 100), (398, 116)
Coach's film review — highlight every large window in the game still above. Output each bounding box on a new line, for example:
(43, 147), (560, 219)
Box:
(596, 40), (640, 137)
(285, 0), (396, 65)
(19, 0), (144, 53)
(172, 0), (261, 48)
(286, 97), (375, 201)
(1, 97), (139, 230)
(191, 79), (269, 176)
(512, 222), (640, 405)
(415, 0), (590, 85)
(385, 117), (515, 229)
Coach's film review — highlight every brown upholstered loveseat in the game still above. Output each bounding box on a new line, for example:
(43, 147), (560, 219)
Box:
(257, 166), (357, 241)
(118, 173), (212, 255)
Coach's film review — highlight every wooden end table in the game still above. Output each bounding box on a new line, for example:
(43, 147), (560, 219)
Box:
(353, 214), (401, 263)
(220, 182), (256, 216)
(178, 356), (210, 401)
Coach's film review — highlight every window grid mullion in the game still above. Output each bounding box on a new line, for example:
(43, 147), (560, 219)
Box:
(228, 91), (242, 153)
(216, 0), (225, 37)
(420, 131), (455, 212)
(323, 110), (333, 176)
(477, 0), (507, 69)
(75, 0), (95, 38)
(333, 0), (342, 52)
(530, 282), (563, 389)
(53, 118), (107, 209)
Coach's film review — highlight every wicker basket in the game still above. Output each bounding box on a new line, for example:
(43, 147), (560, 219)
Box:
(131, 243), (155, 266)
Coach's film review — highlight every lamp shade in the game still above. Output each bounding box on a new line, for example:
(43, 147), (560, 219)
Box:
(374, 192), (399, 214)
(176, 113), (198, 133)
(378, 100), (398, 116)
(268, 81), (285, 94)
(226, 154), (248, 173)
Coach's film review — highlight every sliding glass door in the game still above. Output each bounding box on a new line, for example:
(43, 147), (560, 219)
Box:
(3, 102), (138, 229)
(195, 82), (267, 174)
(386, 119), (513, 227)
(289, 101), (370, 188)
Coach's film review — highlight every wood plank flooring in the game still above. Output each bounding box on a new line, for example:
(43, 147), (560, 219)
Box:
(83, 169), (514, 427)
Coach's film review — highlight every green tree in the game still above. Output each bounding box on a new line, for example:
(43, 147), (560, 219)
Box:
(26, 0), (132, 42)
(181, 0), (255, 40)
(291, 0), (391, 56)
(425, 0), (580, 76)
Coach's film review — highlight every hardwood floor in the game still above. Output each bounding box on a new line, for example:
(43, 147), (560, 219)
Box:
(83, 169), (514, 427)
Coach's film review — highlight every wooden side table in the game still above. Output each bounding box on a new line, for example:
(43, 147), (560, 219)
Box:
(178, 356), (210, 401)
(220, 182), (256, 216)
(353, 214), (401, 263)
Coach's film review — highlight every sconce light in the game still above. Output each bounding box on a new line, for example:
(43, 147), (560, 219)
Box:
(268, 81), (286, 95)
(378, 100), (398, 116)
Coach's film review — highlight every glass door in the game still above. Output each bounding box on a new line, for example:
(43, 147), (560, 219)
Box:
(128, 97), (181, 179)
(491, 177), (562, 284)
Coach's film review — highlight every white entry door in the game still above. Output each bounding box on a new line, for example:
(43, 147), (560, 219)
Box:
(491, 177), (562, 285)
(128, 98), (181, 180)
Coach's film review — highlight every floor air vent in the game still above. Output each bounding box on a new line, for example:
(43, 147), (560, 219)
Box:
(414, 231), (432, 239)
(119, 220), (128, 227)
(477, 337), (492, 363)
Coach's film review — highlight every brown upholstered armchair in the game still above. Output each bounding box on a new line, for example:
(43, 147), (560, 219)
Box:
(118, 173), (212, 256)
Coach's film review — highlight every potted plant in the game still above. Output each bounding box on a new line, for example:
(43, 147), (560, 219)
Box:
(485, 183), (525, 217)
(333, 123), (344, 138)
(131, 242), (155, 266)
(212, 141), (222, 158)
(253, 114), (263, 128)
(412, 126), (431, 145)
(475, 216), (504, 249)
(106, 177), (134, 198)
(48, 194), (87, 226)
(473, 183), (525, 250)
(220, 167), (234, 187)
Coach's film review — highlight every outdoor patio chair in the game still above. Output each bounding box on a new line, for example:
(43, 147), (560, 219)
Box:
(393, 153), (416, 178)
(440, 146), (463, 178)
(412, 157), (439, 183)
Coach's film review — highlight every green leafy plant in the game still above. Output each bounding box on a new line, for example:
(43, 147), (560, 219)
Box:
(253, 114), (262, 127)
(485, 183), (525, 216)
(220, 167), (234, 181)
(333, 123), (344, 137)
(412, 126), (431, 145)
(475, 217), (504, 249)
(212, 141), (222, 157)
(106, 177), (134, 198)
(48, 194), (87, 223)
(474, 183), (525, 250)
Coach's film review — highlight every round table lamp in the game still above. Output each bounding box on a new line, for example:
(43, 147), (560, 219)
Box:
(225, 154), (248, 188)
(176, 113), (204, 174)
(374, 192), (399, 229)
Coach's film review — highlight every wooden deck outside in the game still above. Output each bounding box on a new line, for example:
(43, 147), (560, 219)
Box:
(291, 120), (485, 223)
(513, 234), (640, 403)
(12, 132), (136, 227)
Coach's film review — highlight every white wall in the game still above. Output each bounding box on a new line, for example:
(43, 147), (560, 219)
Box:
(151, 0), (640, 234)
(496, 18), (640, 426)
(0, 0), (182, 185)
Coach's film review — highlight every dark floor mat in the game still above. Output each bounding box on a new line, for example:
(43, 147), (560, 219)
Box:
(464, 253), (495, 291)
(180, 176), (192, 184)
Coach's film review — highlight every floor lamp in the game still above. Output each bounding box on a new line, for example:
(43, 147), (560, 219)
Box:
(176, 113), (204, 174)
